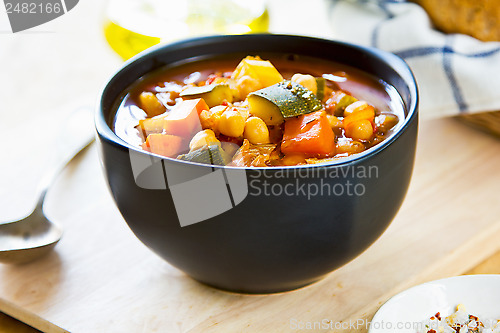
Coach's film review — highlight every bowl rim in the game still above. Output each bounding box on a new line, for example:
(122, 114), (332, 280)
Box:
(96, 34), (419, 170)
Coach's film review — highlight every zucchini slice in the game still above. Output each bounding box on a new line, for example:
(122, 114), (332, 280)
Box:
(315, 77), (326, 101)
(177, 144), (229, 166)
(248, 81), (322, 125)
(180, 84), (233, 108)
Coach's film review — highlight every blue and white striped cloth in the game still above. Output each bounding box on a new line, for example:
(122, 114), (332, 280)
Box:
(328, 0), (500, 118)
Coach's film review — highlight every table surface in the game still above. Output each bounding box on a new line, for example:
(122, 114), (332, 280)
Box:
(4, 248), (500, 333)
(1, 1), (500, 332)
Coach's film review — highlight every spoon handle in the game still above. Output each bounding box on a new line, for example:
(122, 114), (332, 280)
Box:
(35, 106), (96, 209)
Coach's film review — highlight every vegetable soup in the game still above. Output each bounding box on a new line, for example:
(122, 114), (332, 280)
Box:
(113, 55), (405, 167)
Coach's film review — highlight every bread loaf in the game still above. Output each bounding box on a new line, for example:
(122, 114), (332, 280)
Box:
(413, 0), (500, 42)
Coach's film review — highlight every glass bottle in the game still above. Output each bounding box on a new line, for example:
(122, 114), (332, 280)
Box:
(103, 0), (269, 60)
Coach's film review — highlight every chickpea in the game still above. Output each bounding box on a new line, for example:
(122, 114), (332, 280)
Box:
(346, 119), (374, 141)
(344, 100), (369, 117)
(243, 117), (270, 144)
(199, 110), (212, 129)
(199, 105), (227, 132)
(336, 139), (365, 155)
(291, 73), (317, 94)
(209, 105), (228, 119)
(326, 114), (342, 129)
(139, 92), (165, 117)
(189, 129), (220, 151)
(219, 109), (246, 138)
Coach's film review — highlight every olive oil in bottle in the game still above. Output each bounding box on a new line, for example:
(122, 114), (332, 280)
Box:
(104, 0), (269, 60)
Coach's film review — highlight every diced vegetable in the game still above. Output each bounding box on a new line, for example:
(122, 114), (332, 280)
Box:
(325, 114), (342, 129)
(234, 75), (262, 100)
(180, 84), (233, 108)
(139, 98), (209, 137)
(232, 56), (283, 90)
(189, 129), (221, 151)
(248, 81), (322, 125)
(199, 105), (228, 133)
(139, 92), (166, 117)
(281, 111), (335, 156)
(291, 73), (317, 95)
(178, 144), (229, 166)
(343, 102), (375, 141)
(247, 93), (283, 126)
(315, 77), (326, 101)
(343, 107), (375, 130)
(138, 115), (165, 137)
(326, 91), (358, 116)
(163, 98), (208, 137)
(290, 74), (326, 100)
(143, 133), (186, 157)
(243, 117), (270, 144)
(376, 113), (399, 133)
(218, 109), (247, 138)
(336, 139), (365, 155)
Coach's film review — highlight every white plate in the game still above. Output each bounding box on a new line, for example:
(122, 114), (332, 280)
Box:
(369, 275), (500, 333)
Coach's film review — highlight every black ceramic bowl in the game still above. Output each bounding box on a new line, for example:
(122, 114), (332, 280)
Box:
(96, 34), (418, 293)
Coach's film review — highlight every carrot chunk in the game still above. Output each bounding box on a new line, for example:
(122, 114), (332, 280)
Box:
(281, 111), (335, 156)
(144, 134), (186, 157)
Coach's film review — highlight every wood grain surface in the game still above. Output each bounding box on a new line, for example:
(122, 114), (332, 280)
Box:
(4, 247), (500, 333)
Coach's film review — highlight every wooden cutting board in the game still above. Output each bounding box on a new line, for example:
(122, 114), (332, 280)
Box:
(1, 117), (500, 333)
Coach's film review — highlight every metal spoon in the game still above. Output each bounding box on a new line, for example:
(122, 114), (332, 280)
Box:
(0, 107), (95, 264)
